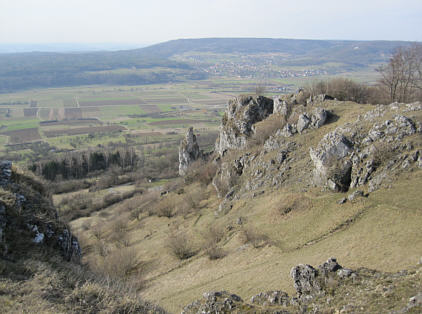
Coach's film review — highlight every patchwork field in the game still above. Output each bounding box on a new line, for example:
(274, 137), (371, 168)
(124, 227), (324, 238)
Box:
(43, 125), (126, 137)
(2, 128), (42, 144)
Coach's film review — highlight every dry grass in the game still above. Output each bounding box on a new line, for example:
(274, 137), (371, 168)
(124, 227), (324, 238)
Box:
(63, 101), (422, 313)
(249, 114), (285, 147)
(240, 226), (270, 248)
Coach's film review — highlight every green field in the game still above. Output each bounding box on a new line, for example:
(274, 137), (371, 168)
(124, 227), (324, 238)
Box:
(0, 62), (381, 165)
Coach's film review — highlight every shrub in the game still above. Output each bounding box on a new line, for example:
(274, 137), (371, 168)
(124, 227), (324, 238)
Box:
(103, 193), (123, 207)
(95, 247), (140, 279)
(167, 232), (196, 260)
(201, 225), (226, 260)
(249, 114), (285, 147)
(241, 227), (269, 248)
(305, 78), (370, 104)
(154, 197), (175, 218)
(201, 225), (225, 246)
(205, 245), (226, 260)
(185, 160), (218, 187)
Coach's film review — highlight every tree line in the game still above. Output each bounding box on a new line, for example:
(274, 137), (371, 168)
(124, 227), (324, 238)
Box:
(304, 44), (422, 105)
(30, 148), (139, 181)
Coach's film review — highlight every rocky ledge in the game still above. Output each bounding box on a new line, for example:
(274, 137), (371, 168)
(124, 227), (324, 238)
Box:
(0, 160), (81, 261)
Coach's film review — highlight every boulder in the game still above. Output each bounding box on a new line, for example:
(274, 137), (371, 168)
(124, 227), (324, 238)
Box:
(179, 127), (202, 176)
(310, 129), (354, 191)
(311, 108), (328, 128)
(297, 113), (311, 133)
(290, 264), (320, 296)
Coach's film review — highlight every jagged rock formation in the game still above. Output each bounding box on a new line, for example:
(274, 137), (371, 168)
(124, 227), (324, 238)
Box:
(182, 291), (247, 313)
(182, 257), (422, 313)
(211, 93), (422, 201)
(215, 95), (273, 155)
(310, 103), (422, 191)
(179, 127), (202, 176)
(0, 160), (81, 261)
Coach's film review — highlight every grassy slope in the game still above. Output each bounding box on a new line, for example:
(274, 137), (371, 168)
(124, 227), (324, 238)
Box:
(68, 100), (422, 313)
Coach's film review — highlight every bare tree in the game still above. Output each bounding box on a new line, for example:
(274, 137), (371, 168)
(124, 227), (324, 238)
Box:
(377, 44), (422, 103)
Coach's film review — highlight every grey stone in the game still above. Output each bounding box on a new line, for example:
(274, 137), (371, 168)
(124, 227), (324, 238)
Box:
(290, 264), (320, 296)
(318, 257), (342, 276)
(216, 95), (273, 155)
(179, 127), (202, 176)
(310, 129), (353, 191)
(182, 291), (243, 314)
(311, 108), (328, 128)
(337, 197), (347, 204)
(337, 268), (354, 278)
(297, 113), (311, 133)
(347, 190), (365, 201)
(250, 290), (290, 306)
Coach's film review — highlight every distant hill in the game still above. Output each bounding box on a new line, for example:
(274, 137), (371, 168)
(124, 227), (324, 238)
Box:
(135, 38), (410, 62)
(0, 38), (416, 93)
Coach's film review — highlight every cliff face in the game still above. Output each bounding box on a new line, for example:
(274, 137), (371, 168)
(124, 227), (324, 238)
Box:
(0, 160), (81, 261)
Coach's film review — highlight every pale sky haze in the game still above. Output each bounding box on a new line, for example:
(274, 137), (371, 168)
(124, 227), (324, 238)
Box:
(1, 0), (421, 44)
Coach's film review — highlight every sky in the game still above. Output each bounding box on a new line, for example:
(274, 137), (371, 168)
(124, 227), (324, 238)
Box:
(1, 0), (421, 46)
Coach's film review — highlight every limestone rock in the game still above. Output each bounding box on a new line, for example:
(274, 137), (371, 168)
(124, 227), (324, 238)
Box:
(318, 257), (343, 276)
(311, 108), (328, 128)
(310, 129), (354, 191)
(297, 113), (311, 133)
(290, 264), (321, 296)
(182, 291), (245, 314)
(306, 94), (334, 105)
(179, 127), (202, 176)
(347, 190), (365, 201)
(250, 290), (290, 306)
(216, 95), (273, 155)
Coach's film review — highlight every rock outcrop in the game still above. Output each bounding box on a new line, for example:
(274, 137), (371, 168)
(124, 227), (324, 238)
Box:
(182, 257), (422, 313)
(182, 291), (246, 314)
(179, 127), (202, 176)
(215, 95), (273, 155)
(0, 160), (81, 261)
(310, 103), (422, 192)
(310, 129), (354, 191)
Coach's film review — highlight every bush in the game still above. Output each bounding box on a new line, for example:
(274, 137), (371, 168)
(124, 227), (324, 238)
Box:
(167, 232), (196, 260)
(249, 114), (285, 147)
(94, 247), (140, 279)
(201, 225), (226, 260)
(306, 78), (370, 104)
(185, 160), (218, 187)
(201, 225), (225, 246)
(155, 197), (175, 218)
(205, 245), (226, 260)
(241, 227), (269, 248)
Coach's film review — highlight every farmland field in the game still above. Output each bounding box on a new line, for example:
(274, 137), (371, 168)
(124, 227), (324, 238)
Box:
(0, 64), (379, 166)
(43, 125), (126, 137)
(2, 128), (42, 144)
(78, 98), (145, 106)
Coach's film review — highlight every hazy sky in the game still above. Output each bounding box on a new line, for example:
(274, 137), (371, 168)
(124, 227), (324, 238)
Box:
(1, 0), (421, 44)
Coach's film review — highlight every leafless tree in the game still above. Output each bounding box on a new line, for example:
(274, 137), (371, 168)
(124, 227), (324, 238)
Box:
(377, 44), (422, 103)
